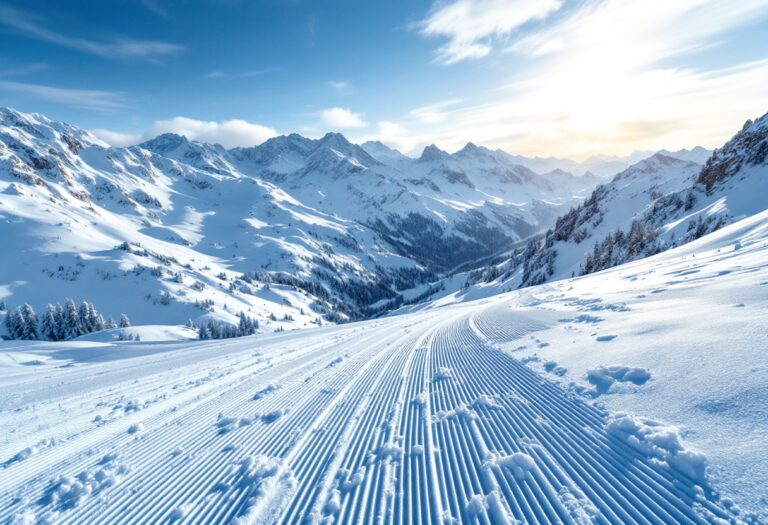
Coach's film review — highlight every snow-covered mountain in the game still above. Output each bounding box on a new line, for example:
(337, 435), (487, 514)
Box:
(226, 135), (598, 271)
(420, 111), (767, 301)
(0, 107), (600, 336)
(504, 146), (712, 178)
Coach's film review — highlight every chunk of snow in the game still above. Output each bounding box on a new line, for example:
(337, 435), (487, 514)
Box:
(433, 367), (453, 381)
(587, 365), (651, 394)
(606, 413), (708, 483)
(324, 489), (341, 514)
(235, 455), (281, 486)
(260, 409), (285, 424)
(486, 452), (537, 481)
(252, 384), (279, 400)
(471, 394), (500, 409)
(216, 415), (253, 434)
(170, 503), (191, 521)
(41, 455), (129, 510)
(466, 493), (488, 519)
(376, 442), (403, 461)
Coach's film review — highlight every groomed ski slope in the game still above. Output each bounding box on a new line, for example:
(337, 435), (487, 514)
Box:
(3, 213), (768, 524)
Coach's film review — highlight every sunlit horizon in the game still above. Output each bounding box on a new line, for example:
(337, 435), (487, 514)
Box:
(2, 0), (767, 161)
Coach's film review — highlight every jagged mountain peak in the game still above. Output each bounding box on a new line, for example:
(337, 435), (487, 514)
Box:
(360, 140), (410, 164)
(418, 144), (451, 163)
(612, 152), (698, 181)
(455, 141), (493, 158)
(317, 131), (349, 146)
(140, 132), (190, 153)
(0, 106), (105, 149)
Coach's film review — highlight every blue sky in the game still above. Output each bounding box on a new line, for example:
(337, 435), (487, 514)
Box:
(2, 0), (768, 159)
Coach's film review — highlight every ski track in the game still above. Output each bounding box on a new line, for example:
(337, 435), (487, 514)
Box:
(1, 303), (738, 524)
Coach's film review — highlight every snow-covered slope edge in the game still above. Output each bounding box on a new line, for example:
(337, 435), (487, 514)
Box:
(1, 206), (766, 522)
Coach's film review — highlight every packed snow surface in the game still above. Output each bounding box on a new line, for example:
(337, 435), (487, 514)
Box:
(2, 211), (767, 523)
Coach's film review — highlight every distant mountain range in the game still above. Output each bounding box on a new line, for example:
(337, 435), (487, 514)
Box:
(0, 106), (735, 335)
(441, 145), (712, 178)
(413, 111), (767, 307)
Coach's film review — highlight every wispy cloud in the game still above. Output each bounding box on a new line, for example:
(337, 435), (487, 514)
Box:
(141, 0), (170, 19)
(93, 117), (279, 149)
(405, 0), (768, 158)
(0, 62), (48, 76)
(321, 107), (368, 129)
(0, 81), (125, 112)
(327, 80), (353, 94)
(418, 0), (562, 64)
(409, 98), (463, 124)
(0, 4), (184, 60)
(90, 128), (141, 147)
(204, 69), (275, 80)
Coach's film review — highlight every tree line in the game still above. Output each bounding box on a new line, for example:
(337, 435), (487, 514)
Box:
(197, 312), (259, 340)
(1, 299), (130, 341)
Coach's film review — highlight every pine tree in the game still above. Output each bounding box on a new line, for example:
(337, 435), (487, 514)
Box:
(238, 312), (248, 336)
(87, 303), (104, 333)
(40, 304), (59, 341)
(53, 304), (65, 341)
(18, 304), (39, 340)
(78, 301), (92, 335)
(63, 299), (80, 340)
(119, 314), (131, 328)
(4, 308), (20, 339)
(106, 316), (118, 329)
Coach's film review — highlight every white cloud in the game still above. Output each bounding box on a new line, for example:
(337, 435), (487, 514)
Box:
(321, 107), (368, 129)
(90, 128), (141, 147)
(204, 69), (274, 80)
(93, 117), (278, 148)
(0, 81), (125, 112)
(327, 80), (350, 91)
(353, 121), (430, 157)
(418, 0), (562, 64)
(0, 4), (183, 60)
(404, 0), (768, 159)
(146, 117), (278, 148)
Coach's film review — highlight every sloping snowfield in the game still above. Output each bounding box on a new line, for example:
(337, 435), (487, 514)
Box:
(2, 212), (767, 524)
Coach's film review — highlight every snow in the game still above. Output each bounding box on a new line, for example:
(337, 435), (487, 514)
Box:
(1, 107), (606, 337)
(0, 107), (765, 523)
(586, 364), (651, 394)
(606, 413), (708, 483)
(1, 210), (765, 522)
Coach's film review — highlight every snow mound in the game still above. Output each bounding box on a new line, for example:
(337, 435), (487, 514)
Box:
(40, 453), (129, 510)
(485, 451), (538, 481)
(606, 413), (707, 483)
(586, 365), (651, 394)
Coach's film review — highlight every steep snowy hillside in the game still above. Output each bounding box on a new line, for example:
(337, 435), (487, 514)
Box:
(457, 112), (767, 295)
(0, 108), (431, 335)
(1, 208), (766, 523)
(0, 107), (603, 336)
